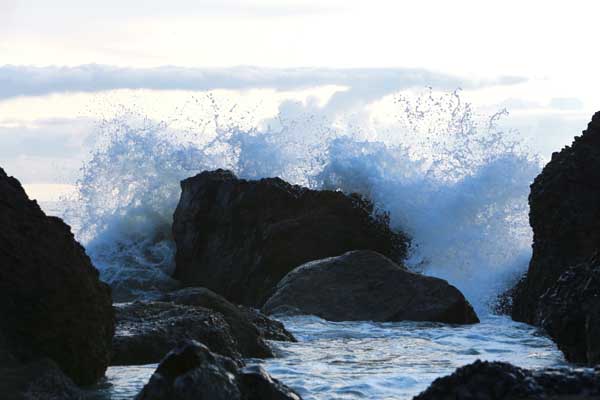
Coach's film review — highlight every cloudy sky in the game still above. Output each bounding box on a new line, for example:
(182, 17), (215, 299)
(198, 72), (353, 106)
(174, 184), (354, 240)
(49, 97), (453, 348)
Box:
(1, 0), (598, 198)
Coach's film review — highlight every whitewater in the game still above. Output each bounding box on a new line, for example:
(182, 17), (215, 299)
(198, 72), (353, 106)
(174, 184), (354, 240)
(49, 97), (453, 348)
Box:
(42, 90), (566, 399)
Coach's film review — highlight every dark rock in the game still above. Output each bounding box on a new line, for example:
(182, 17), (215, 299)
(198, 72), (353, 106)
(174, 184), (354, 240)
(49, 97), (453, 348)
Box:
(111, 301), (242, 365)
(237, 305), (297, 342)
(136, 340), (301, 400)
(0, 167), (114, 385)
(511, 112), (600, 324)
(413, 360), (600, 400)
(537, 253), (600, 365)
(262, 250), (479, 324)
(160, 287), (288, 358)
(172, 169), (408, 306)
(0, 358), (84, 400)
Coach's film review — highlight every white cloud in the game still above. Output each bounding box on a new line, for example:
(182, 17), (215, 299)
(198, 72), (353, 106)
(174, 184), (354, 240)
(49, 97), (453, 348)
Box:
(0, 64), (526, 100)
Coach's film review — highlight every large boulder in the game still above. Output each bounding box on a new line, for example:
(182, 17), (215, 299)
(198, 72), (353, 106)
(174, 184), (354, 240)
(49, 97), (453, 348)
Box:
(511, 112), (600, 324)
(136, 340), (301, 400)
(262, 250), (479, 324)
(413, 360), (600, 400)
(111, 301), (242, 365)
(536, 253), (600, 365)
(172, 169), (408, 306)
(0, 167), (114, 385)
(237, 305), (297, 342)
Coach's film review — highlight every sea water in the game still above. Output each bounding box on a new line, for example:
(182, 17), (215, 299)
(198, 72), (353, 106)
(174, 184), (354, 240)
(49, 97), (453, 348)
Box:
(40, 90), (566, 399)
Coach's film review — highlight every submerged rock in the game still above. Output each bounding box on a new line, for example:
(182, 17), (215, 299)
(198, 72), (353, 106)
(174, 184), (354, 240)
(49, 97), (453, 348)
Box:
(160, 287), (295, 357)
(262, 250), (479, 324)
(136, 340), (301, 400)
(537, 253), (600, 365)
(111, 301), (242, 365)
(172, 169), (408, 306)
(0, 167), (114, 386)
(508, 112), (600, 365)
(413, 360), (600, 400)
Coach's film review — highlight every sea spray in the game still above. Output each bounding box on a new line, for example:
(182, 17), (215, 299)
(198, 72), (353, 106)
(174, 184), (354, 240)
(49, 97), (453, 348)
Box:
(66, 89), (540, 309)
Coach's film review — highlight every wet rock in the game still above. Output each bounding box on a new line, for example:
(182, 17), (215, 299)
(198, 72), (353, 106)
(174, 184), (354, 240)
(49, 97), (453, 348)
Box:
(136, 340), (301, 400)
(0, 167), (114, 385)
(160, 287), (292, 357)
(262, 250), (479, 324)
(111, 301), (242, 365)
(413, 360), (600, 400)
(237, 305), (297, 342)
(172, 169), (408, 306)
(537, 253), (600, 365)
(511, 112), (600, 325)
(0, 358), (84, 400)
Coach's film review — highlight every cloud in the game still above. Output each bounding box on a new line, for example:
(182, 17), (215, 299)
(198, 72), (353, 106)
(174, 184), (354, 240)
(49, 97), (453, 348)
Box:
(0, 64), (527, 100)
(548, 97), (584, 111)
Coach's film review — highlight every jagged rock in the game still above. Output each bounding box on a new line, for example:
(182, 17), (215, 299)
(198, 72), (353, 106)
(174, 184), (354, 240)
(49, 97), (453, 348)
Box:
(0, 358), (84, 400)
(160, 287), (294, 357)
(262, 250), (479, 324)
(237, 305), (297, 342)
(537, 253), (600, 365)
(136, 340), (301, 400)
(0, 167), (114, 385)
(172, 169), (408, 306)
(413, 360), (600, 400)
(511, 112), (600, 325)
(111, 301), (242, 365)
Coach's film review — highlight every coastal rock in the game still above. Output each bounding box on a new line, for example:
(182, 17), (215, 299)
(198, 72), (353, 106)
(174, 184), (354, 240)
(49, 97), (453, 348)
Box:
(262, 250), (479, 324)
(111, 301), (242, 365)
(237, 305), (297, 342)
(511, 112), (600, 323)
(537, 253), (600, 365)
(413, 360), (600, 400)
(0, 167), (114, 385)
(136, 340), (301, 400)
(172, 169), (408, 306)
(159, 287), (294, 357)
(0, 358), (84, 400)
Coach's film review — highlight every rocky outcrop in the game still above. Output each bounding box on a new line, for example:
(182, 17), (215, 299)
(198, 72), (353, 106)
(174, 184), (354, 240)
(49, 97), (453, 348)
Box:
(172, 169), (408, 306)
(0, 358), (84, 400)
(537, 253), (600, 365)
(237, 305), (296, 342)
(0, 167), (114, 385)
(111, 301), (242, 365)
(160, 287), (295, 356)
(413, 360), (600, 400)
(136, 340), (301, 400)
(262, 250), (479, 324)
(511, 112), (600, 323)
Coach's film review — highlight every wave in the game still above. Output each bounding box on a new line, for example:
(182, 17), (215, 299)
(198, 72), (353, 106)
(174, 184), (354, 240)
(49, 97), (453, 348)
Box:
(65, 90), (540, 309)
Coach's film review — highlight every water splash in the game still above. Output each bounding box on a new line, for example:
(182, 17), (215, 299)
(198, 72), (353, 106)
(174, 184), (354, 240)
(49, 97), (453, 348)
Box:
(66, 89), (540, 308)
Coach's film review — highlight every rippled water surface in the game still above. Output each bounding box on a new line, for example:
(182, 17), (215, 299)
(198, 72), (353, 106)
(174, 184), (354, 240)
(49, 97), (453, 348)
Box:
(88, 315), (565, 399)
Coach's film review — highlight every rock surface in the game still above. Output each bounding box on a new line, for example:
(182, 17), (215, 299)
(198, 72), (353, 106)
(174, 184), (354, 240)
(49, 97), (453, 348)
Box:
(172, 169), (408, 306)
(111, 301), (242, 365)
(237, 305), (297, 342)
(0, 167), (114, 385)
(511, 112), (600, 323)
(160, 287), (295, 357)
(262, 250), (479, 324)
(413, 360), (600, 400)
(136, 340), (301, 400)
(537, 253), (600, 365)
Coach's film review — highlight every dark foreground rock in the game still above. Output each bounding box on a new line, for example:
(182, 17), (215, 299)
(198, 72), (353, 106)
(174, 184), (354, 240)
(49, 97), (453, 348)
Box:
(414, 360), (600, 400)
(172, 169), (408, 306)
(136, 340), (301, 400)
(0, 167), (114, 385)
(262, 250), (479, 324)
(111, 301), (242, 365)
(508, 112), (600, 365)
(537, 253), (600, 365)
(160, 287), (295, 356)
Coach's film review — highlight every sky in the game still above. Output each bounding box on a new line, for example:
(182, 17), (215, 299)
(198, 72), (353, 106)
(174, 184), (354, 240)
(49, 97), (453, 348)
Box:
(1, 0), (598, 198)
